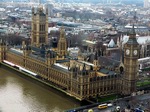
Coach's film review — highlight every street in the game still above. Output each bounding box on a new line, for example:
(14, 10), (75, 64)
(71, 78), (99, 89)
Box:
(83, 93), (150, 112)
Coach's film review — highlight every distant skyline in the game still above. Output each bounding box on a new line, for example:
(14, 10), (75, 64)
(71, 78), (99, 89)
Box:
(0, 0), (143, 2)
(0, 0), (144, 6)
(55, 0), (142, 2)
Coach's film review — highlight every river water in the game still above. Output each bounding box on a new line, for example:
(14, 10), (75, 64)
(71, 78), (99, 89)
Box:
(0, 66), (80, 112)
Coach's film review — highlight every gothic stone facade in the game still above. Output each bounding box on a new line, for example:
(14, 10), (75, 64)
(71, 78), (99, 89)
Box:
(0, 6), (139, 101)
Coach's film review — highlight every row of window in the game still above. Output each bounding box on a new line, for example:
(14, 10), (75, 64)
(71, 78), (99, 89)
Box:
(39, 37), (45, 43)
(82, 86), (117, 96)
(71, 82), (118, 96)
(49, 69), (68, 86)
(6, 53), (69, 88)
(32, 36), (46, 43)
(7, 54), (24, 67)
(33, 24), (45, 31)
(89, 75), (118, 82)
(26, 60), (47, 76)
(40, 24), (45, 31)
(90, 80), (117, 88)
(33, 36), (36, 42)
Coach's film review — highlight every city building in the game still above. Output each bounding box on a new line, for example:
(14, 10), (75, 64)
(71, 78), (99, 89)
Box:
(0, 5), (140, 101)
(31, 6), (48, 47)
(144, 0), (150, 8)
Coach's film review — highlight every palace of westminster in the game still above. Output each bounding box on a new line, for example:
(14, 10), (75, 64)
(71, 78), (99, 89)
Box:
(0, 6), (140, 101)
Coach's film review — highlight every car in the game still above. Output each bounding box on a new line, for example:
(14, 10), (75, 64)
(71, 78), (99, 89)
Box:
(135, 108), (144, 112)
(107, 103), (113, 107)
(115, 106), (120, 111)
(97, 103), (108, 109)
(88, 109), (93, 112)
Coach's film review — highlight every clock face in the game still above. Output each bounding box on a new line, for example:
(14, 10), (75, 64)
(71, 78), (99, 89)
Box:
(133, 50), (138, 56)
(126, 49), (130, 55)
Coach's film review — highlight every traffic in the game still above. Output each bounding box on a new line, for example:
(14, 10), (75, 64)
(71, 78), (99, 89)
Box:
(3, 60), (37, 76)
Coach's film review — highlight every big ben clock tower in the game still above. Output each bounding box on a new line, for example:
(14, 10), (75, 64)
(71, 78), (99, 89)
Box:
(122, 25), (139, 95)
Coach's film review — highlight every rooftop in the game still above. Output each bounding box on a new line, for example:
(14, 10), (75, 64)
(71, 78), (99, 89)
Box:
(78, 60), (94, 66)
(52, 63), (69, 73)
(9, 48), (23, 55)
(29, 54), (46, 62)
(83, 40), (97, 45)
(99, 56), (120, 69)
(123, 35), (150, 44)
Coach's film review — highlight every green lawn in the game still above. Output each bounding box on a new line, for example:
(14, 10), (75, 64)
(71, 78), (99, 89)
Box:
(137, 81), (150, 87)
(142, 67), (150, 71)
(97, 94), (117, 102)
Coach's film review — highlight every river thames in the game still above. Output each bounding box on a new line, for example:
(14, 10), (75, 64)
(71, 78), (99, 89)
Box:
(0, 66), (80, 112)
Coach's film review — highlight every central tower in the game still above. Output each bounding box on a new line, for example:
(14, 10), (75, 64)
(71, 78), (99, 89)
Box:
(57, 27), (67, 59)
(31, 6), (48, 47)
(122, 25), (139, 95)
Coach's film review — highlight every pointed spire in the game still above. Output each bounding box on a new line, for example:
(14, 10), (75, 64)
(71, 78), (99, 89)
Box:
(119, 38), (123, 63)
(0, 38), (5, 46)
(130, 10), (136, 35)
(60, 26), (65, 38)
(117, 36), (120, 47)
(130, 24), (136, 35)
(94, 51), (98, 60)
(126, 23), (138, 44)
(83, 63), (86, 71)
(120, 46), (123, 63)
(32, 7), (34, 14)
(22, 41), (25, 49)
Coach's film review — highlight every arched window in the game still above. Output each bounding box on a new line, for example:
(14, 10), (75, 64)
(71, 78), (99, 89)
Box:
(120, 66), (124, 74)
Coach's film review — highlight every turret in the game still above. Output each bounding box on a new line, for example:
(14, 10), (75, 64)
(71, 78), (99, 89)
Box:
(47, 50), (56, 66)
(32, 7), (34, 15)
(57, 27), (67, 59)
(93, 51), (99, 71)
(81, 63), (88, 75)
(0, 39), (6, 62)
(22, 41), (31, 56)
(46, 7), (48, 15)
(40, 44), (46, 58)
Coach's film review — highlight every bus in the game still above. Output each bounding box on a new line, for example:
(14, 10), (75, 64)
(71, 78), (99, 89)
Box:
(98, 103), (108, 109)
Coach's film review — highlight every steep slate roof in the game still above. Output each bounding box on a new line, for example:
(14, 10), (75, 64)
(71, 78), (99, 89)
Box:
(109, 49), (122, 61)
(31, 46), (41, 52)
(29, 54), (46, 62)
(98, 56), (120, 69)
(99, 68), (116, 76)
(126, 36), (138, 45)
(56, 59), (70, 63)
(126, 25), (138, 45)
(99, 68), (109, 74)
(51, 65), (69, 73)
(9, 49), (23, 56)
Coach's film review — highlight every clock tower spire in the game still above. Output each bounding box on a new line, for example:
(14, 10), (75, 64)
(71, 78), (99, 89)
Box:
(122, 24), (139, 95)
